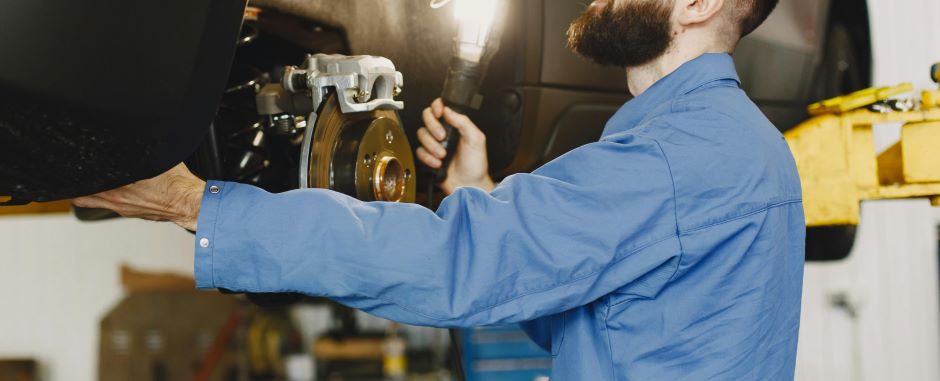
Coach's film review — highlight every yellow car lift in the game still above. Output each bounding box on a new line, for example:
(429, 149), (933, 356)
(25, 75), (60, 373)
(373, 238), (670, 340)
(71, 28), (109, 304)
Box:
(785, 63), (940, 227)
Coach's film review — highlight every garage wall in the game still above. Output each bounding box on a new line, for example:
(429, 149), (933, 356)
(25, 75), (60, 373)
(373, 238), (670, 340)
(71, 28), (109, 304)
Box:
(0, 215), (194, 381)
(796, 201), (940, 380)
(868, 0), (940, 90)
(795, 0), (940, 379)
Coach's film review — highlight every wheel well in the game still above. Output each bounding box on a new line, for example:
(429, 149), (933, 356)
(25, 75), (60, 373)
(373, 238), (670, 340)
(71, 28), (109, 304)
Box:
(828, 0), (873, 89)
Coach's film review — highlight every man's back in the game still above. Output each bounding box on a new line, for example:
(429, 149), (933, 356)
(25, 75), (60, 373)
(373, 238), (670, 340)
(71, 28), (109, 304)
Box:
(527, 53), (805, 380)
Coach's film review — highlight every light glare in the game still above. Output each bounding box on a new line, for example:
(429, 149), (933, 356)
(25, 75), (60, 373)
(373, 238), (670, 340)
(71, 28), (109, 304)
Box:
(453, 0), (501, 62)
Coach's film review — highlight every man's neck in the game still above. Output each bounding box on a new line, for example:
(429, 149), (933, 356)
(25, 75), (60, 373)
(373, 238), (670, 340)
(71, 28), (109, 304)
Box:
(626, 44), (733, 96)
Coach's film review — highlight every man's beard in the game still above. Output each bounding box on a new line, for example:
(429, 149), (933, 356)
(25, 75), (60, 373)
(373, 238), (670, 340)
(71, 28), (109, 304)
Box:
(567, 1), (674, 68)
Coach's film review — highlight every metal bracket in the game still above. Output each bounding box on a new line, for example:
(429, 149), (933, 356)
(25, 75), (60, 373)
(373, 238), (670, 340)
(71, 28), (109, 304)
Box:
(283, 54), (404, 115)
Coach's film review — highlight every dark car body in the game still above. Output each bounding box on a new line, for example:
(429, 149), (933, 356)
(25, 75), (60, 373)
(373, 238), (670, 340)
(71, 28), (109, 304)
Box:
(0, 0), (869, 204)
(0, 0), (247, 203)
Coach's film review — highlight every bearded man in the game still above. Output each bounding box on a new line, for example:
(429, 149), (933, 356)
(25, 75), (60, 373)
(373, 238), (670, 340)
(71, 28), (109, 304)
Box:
(76, 0), (804, 379)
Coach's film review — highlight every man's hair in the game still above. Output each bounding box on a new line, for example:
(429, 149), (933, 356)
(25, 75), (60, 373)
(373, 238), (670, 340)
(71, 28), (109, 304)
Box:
(735, 0), (779, 37)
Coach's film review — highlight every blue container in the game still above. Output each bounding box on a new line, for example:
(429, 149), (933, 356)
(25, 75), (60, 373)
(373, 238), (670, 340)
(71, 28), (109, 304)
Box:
(461, 325), (552, 381)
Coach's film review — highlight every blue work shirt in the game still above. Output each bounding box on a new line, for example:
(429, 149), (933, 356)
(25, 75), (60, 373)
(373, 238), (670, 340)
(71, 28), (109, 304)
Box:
(194, 53), (805, 380)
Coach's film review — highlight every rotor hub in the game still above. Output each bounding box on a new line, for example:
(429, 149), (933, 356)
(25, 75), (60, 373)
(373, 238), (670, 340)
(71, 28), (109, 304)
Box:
(305, 94), (416, 203)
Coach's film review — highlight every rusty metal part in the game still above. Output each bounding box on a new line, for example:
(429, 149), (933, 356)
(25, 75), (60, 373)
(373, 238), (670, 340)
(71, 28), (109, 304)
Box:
(306, 94), (416, 202)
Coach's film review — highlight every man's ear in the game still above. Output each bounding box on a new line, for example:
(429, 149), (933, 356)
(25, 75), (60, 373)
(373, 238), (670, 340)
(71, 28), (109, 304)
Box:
(675, 0), (726, 27)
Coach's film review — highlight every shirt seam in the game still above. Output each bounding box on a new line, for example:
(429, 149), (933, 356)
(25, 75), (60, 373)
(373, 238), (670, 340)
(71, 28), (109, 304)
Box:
(710, 104), (773, 131)
(605, 303), (616, 381)
(644, 137), (685, 285)
(681, 77), (740, 96)
(550, 312), (566, 358)
(680, 199), (803, 234)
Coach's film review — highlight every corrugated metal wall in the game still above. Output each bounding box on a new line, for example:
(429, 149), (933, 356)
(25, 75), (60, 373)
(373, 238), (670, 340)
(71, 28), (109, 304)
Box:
(795, 1), (940, 379)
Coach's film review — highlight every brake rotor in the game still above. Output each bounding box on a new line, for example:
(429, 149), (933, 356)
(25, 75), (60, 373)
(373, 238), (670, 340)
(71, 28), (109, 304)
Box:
(302, 93), (416, 203)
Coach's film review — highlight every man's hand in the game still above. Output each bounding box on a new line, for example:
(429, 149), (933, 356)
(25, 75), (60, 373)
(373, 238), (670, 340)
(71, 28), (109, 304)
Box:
(72, 163), (206, 231)
(416, 98), (496, 195)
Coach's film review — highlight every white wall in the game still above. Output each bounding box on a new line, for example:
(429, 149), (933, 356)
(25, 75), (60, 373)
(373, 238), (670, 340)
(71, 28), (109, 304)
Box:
(796, 201), (940, 380)
(0, 215), (194, 381)
(795, 0), (940, 379)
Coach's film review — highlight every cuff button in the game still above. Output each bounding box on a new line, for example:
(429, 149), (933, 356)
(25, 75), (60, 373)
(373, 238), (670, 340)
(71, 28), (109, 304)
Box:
(209, 185), (221, 194)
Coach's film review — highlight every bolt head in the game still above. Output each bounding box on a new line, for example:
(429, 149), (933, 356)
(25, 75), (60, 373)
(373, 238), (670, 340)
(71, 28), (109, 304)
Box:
(356, 89), (371, 103)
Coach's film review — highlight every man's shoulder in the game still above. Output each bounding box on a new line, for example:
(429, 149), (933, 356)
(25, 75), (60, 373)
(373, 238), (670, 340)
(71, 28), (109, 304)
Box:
(638, 88), (788, 162)
(644, 87), (772, 135)
(626, 89), (803, 228)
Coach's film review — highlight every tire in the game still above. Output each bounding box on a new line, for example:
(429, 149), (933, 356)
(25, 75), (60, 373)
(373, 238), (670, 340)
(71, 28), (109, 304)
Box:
(812, 23), (867, 101)
(806, 225), (858, 262)
(805, 21), (869, 262)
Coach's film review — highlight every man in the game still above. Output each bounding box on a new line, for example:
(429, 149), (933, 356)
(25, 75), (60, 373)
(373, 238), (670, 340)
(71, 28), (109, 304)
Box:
(75, 0), (804, 379)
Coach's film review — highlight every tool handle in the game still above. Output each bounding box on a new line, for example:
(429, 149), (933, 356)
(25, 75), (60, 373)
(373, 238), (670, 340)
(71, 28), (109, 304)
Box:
(434, 120), (461, 182)
(433, 102), (470, 182)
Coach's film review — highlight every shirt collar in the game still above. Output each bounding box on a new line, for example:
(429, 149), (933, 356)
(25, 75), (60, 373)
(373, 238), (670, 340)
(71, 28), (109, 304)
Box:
(602, 53), (742, 138)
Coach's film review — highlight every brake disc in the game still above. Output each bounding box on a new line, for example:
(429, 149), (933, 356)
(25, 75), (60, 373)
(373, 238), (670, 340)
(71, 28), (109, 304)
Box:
(302, 93), (416, 202)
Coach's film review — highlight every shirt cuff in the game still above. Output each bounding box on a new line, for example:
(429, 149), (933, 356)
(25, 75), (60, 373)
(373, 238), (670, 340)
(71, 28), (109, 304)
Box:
(193, 180), (226, 289)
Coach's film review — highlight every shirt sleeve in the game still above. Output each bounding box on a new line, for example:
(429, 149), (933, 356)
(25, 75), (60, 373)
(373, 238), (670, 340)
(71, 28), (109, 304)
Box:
(194, 135), (681, 328)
